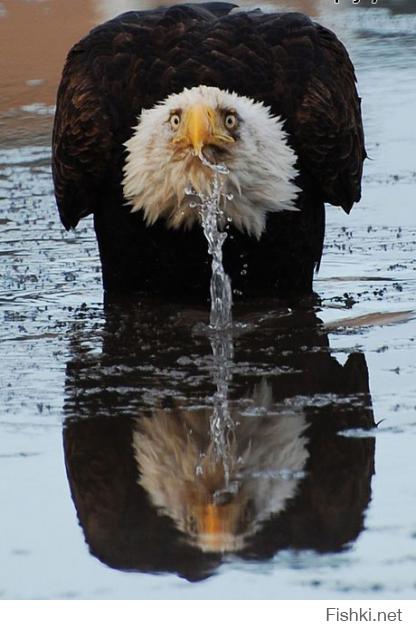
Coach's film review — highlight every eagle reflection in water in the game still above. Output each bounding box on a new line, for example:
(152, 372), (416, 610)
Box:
(63, 300), (375, 581)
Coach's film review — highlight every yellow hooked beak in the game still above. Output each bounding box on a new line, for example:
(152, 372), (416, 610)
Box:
(173, 105), (235, 157)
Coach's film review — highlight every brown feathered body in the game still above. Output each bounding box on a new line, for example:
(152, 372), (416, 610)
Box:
(52, 3), (365, 297)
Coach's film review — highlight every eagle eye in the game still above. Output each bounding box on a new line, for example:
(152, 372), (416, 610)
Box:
(224, 112), (238, 130)
(169, 112), (181, 130)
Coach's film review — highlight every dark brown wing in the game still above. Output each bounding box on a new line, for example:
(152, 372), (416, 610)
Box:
(52, 4), (365, 229)
(248, 11), (365, 213)
(291, 23), (366, 213)
(52, 48), (114, 229)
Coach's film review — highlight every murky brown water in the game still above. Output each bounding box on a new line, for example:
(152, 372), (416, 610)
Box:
(1, 0), (416, 599)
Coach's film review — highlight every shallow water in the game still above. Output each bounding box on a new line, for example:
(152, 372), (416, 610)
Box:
(1, 0), (416, 599)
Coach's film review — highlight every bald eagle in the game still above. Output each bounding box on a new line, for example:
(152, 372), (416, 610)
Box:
(52, 3), (365, 298)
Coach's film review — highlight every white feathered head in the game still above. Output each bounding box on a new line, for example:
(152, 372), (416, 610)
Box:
(123, 85), (300, 239)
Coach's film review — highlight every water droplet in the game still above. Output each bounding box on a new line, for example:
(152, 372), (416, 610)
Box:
(215, 163), (230, 175)
(226, 193), (234, 201)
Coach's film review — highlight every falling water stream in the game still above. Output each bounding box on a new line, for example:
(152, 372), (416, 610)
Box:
(187, 157), (233, 330)
(186, 161), (236, 488)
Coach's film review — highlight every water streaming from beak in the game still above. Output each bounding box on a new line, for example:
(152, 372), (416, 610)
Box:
(185, 157), (235, 489)
(185, 154), (232, 329)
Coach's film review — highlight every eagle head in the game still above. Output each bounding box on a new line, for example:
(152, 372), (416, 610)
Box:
(123, 85), (300, 238)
